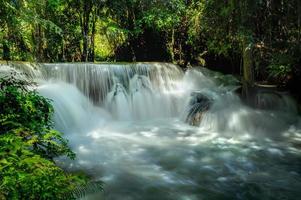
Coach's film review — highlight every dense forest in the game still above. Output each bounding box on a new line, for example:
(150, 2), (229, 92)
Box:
(1, 0), (301, 199)
(1, 0), (301, 90)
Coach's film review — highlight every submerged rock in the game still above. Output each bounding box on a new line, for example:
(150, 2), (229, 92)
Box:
(185, 92), (213, 126)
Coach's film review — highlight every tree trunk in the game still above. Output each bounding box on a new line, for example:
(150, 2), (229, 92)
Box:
(170, 28), (175, 62)
(81, 2), (92, 62)
(37, 25), (44, 62)
(82, 24), (89, 62)
(2, 41), (10, 61)
(2, 29), (10, 60)
(89, 8), (97, 62)
(242, 40), (254, 84)
(242, 39), (254, 104)
(127, 7), (136, 61)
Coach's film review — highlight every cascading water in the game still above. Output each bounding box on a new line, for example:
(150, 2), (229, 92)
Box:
(1, 62), (301, 200)
(41, 63), (184, 120)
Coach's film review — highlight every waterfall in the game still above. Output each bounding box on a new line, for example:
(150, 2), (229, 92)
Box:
(41, 63), (184, 120)
(2, 62), (299, 136)
(1, 62), (299, 135)
(1, 62), (301, 200)
(38, 81), (110, 133)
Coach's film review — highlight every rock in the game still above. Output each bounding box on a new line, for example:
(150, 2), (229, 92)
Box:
(185, 92), (212, 126)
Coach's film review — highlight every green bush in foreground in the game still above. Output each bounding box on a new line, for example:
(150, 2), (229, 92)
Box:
(0, 74), (97, 199)
(0, 132), (87, 199)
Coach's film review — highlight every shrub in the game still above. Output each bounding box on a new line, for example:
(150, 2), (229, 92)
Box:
(0, 73), (101, 199)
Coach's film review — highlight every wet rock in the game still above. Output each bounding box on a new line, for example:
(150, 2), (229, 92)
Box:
(185, 92), (213, 126)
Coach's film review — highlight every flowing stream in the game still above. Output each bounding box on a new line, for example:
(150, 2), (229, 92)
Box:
(2, 62), (301, 200)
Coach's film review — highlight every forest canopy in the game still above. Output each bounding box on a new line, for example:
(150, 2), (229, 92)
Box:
(0, 0), (300, 86)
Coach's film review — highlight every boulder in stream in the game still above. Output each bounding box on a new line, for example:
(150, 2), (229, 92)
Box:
(185, 91), (213, 126)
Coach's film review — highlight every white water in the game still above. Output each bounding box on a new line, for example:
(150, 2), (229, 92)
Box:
(1, 63), (301, 200)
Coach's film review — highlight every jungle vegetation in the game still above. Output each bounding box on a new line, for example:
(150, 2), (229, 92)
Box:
(1, 0), (300, 88)
(0, 74), (103, 199)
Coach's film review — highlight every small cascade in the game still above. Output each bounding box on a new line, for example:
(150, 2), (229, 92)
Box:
(42, 63), (182, 104)
(255, 90), (298, 114)
(0, 62), (44, 79)
(105, 82), (131, 120)
(38, 81), (110, 133)
(41, 63), (184, 120)
(129, 75), (154, 119)
(181, 68), (241, 129)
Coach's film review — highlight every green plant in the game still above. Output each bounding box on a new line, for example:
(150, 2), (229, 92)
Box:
(0, 74), (102, 199)
(0, 73), (74, 159)
(267, 53), (294, 84)
(0, 133), (88, 199)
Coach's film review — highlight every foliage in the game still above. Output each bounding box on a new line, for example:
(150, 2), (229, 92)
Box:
(190, 0), (300, 85)
(0, 0), (300, 85)
(0, 74), (74, 159)
(0, 74), (102, 199)
(267, 53), (295, 84)
(0, 133), (87, 199)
